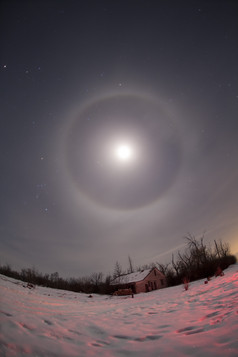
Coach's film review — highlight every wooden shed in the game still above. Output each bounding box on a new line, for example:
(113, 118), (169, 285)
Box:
(111, 267), (166, 294)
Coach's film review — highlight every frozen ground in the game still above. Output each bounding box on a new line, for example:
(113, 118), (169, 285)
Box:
(0, 264), (238, 357)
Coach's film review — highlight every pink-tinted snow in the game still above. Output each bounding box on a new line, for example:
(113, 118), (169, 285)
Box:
(1, 264), (238, 356)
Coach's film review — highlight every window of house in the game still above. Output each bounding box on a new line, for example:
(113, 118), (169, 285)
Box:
(160, 279), (164, 285)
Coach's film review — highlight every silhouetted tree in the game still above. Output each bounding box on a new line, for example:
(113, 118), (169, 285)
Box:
(127, 256), (134, 274)
(113, 261), (123, 279)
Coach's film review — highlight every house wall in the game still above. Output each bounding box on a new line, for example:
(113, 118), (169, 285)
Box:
(135, 268), (166, 294)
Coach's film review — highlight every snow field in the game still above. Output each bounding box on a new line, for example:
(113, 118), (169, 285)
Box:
(0, 264), (238, 356)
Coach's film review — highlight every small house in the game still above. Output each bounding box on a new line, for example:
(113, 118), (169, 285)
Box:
(111, 267), (166, 294)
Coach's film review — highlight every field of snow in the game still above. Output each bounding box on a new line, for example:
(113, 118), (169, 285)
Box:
(1, 264), (238, 357)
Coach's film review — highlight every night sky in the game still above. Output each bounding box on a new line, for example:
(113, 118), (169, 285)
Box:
(1, 0), (238, 278)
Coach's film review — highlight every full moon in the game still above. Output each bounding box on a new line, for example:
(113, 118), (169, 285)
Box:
(115, 144), (133, 161)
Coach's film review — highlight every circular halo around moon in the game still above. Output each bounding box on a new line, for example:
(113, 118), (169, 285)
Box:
(64, 93), (182, 210)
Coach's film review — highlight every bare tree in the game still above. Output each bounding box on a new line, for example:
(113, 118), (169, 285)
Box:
(136, 262), (155, 271)
(184, 232), (208, 269)
(113, 261), (123, 279)
(156, 262), (170, 275)
(171, 254), (180, 277)
(214, 240), (230, 258)
(127, 255), (134, 274)
(90, 272), (103, 286)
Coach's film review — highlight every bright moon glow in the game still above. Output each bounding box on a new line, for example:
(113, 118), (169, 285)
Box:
(115, 144), (133, 161)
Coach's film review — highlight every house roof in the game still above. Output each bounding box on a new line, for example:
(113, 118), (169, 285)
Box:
(111, 268), (153, 285)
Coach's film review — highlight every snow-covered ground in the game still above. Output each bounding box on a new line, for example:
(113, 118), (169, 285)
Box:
(1, 264), (238, 357)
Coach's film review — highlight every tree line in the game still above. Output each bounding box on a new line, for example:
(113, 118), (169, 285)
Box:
(0, 234), (236, 294)
(157, 234), (236, 286)
(0, 264), (113, 295)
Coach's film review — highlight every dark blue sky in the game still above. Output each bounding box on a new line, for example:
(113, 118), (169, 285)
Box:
(1, 0), (238, 277)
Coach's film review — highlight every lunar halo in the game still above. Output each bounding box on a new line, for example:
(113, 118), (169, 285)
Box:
(59, 92), (182, 211)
